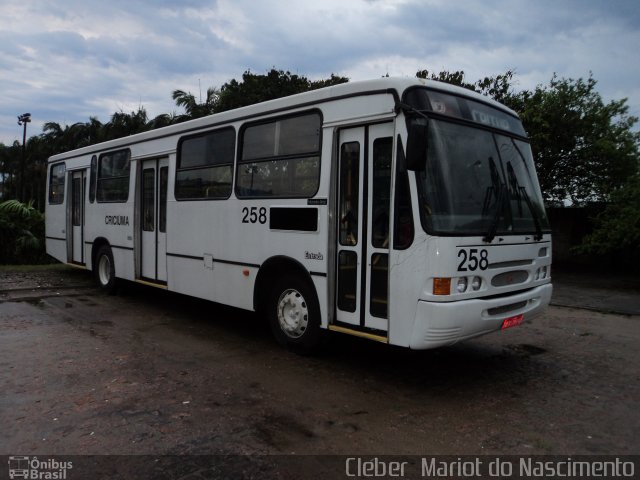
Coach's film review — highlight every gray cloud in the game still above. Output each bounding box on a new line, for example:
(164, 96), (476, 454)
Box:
(1, 0), (638, 145)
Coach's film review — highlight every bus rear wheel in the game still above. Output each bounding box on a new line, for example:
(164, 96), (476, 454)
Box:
(94, 245), (117, 294)
(268, 274), (323, 354)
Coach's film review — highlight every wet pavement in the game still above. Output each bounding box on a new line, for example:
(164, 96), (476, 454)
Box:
(551, 268), (640, 315)
(0, 265), (638, 474)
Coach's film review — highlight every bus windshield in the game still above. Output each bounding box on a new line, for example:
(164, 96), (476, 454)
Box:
(415, 119), (550, 239)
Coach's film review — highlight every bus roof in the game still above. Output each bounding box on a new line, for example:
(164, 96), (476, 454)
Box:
(48, 77), (518, 163)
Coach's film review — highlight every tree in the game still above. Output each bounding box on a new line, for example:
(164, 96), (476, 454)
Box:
(416, 69), (640, 205)
(416, 69), (477, 91)
(0, 199), (47, 264)
(104, 107), (149, 140)
(574, 173), (640, 267)
(309, 73), (351, 90)
(416, 69), (515, 103)
(172, 87), (220, 120)
(147, 113), (179, 129)
(506, 75), (639, 204)
(0, 142), (20, 200)
(214, 69), (348, 113)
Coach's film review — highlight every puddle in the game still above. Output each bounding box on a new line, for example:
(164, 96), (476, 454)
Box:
(23, 298), (45, 308)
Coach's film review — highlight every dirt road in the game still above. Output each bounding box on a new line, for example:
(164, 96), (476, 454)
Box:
(1, 266), (638, 475)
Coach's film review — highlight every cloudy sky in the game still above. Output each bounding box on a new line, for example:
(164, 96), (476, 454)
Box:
(1, 0), (638, 145)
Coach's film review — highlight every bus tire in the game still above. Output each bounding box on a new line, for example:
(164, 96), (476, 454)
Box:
(267, 274), (323, 354)
(94, 245), (117, 294)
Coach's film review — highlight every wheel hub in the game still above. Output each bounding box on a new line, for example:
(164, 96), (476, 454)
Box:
(98, 255), (111, 285)
(277, 289), (309, 339)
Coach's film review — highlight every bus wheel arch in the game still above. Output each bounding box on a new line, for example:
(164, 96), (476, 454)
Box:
(92, 239), (117, 294)
(255, 256), (323, 353)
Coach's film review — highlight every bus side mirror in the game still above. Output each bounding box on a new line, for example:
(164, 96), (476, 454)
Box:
(406, 118), (428, 171)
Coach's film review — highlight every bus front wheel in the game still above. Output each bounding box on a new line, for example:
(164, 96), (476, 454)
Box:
(268, 275), (323, 354)
(94, 245), (117, 294)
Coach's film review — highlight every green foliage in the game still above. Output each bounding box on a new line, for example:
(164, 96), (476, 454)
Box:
(416, 69), (515, 103)
(417, 67), (640, 257)
(417, 68), (640, 205)
(505, 75), (640, 205)
(0, 199), (48, 264)
(214, 69), (349, 113)
(172, 87), (220, 119)
(416, 69), (477, 91)
(576, 174), (640, 257)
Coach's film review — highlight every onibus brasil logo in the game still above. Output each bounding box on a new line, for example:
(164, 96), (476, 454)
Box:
(8, 456), (73, 479)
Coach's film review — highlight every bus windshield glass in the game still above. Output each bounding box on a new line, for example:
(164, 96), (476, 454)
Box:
(406, 90), (549, 238)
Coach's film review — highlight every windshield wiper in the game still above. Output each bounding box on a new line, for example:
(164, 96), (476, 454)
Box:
(483, 182), (507, 243)
(482, 156), (505, 243)
(507, 158), (542, 241)
(395, 101), (431, 121)
(506, 143), (545, 242)
(518, 185), (544, 241)
(507, 162), (523, 217)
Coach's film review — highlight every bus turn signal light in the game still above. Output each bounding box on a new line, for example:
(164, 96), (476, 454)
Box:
(433, 278), (451, 295)
(501, 314), (524, 330)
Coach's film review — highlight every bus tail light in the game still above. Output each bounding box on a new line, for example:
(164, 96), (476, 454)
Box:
(433, 278), (451, 295)
(501, 314), (524, 330)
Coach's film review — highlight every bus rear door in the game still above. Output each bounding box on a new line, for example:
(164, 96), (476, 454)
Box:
(69, 169), (86, 265)
(139, 158), (169, 283)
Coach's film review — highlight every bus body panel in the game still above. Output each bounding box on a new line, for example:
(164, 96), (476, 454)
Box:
(45, 237), (66, 264)
(417, 235), (553, 303)
(408, 283), (553, 349)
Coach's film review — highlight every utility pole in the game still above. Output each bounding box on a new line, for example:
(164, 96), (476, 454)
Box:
(17, 113), (31, 202)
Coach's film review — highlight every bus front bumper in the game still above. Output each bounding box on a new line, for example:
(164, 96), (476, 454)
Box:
(409, 283), (553, 350)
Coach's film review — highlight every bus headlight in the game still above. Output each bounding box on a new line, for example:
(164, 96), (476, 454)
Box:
(471, 276), (482, 291)
(534, 266), (549, 280)
(456, 277), (468, 293)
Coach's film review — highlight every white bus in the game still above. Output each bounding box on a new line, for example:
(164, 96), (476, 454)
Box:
(45, 77), (552, 352)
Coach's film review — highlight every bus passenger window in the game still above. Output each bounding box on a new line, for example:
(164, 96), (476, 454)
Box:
(159, 167), (168, 232)
(372, 137), (392, 248)
(339, 142), (359, 246)
(175, 128), (235, 200)
(89, 155), (97, 203)
(48, 163), (65, 204)
(142, 169), (155, 231)
(236, 111), (321, 198)
(97, 149), (130, 203)
(393, 139), (414, 250)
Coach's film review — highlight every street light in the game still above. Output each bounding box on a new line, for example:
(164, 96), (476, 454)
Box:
(17, 112), (31, 202)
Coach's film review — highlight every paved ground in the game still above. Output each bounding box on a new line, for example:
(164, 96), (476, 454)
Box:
(0, 265), (638, 477)
(551, 267), (640, 315)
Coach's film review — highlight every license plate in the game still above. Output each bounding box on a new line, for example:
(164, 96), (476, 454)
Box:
(501, 314), (524, 330)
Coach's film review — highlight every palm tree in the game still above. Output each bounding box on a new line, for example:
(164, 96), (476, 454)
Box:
(147, 113), (178, 130)
(104, 107), (149, 140)
(172, 87), (220, 119)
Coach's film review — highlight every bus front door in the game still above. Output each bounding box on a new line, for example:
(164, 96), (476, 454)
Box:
(335, 124), (393, 334)
(140, 158), (168, 283)
(70, 169), (86, 265)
